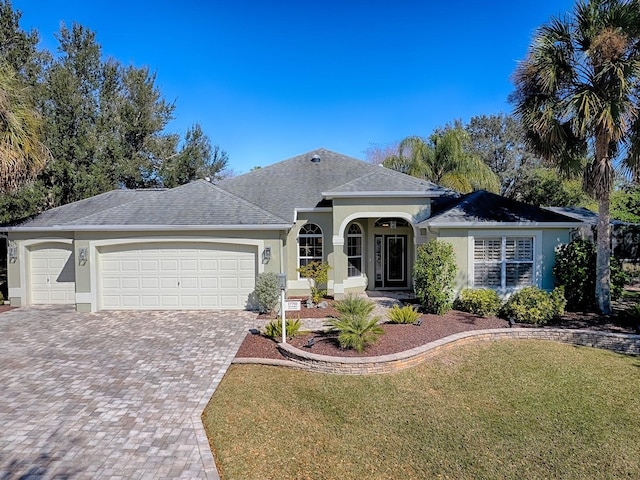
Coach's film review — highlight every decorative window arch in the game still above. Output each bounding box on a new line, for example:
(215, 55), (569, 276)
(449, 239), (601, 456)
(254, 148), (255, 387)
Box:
(298, 223), (323, 272)
(347, 223), (363, 277)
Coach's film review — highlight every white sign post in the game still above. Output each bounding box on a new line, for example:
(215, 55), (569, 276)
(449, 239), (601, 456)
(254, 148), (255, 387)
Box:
(278, 273), (287, 344)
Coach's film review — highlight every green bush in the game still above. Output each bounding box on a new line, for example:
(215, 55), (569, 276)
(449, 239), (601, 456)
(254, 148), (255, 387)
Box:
(500, 286), (565, 325)
(263, 318), (301, 340)
(297, 261), (331, 303)
(0, 291), (4, 303)
(334, 294), (375, 318)
(454, 288), (502, 317)
(629, 303), (640, 320)
(386, 304), (421, 324)
(554, 239), (627, 311)
(254, 272), (280, 314)
(413, 240), (457, 315)
(326, 314), (383, 353)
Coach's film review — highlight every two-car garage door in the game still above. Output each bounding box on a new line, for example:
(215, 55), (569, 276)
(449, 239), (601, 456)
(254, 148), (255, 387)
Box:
(98, 242), (257, 310)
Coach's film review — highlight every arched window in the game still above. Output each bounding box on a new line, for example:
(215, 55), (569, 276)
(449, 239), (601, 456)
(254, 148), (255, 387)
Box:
(347, 223), (363, 277)
(298, 223), (323, 271)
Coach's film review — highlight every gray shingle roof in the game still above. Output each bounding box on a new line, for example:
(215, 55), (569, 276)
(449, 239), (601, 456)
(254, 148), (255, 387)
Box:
(5, 189), (164, 228)
(424, 190), (587, 226)
(323, 170), (445, 196)
(7, 180), (289, 230)
(65, 180), (289, 227)
(218, 148), (445, 222)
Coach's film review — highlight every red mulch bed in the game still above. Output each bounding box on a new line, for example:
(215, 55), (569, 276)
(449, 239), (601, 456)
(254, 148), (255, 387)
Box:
(237, 309), (639, 361)
(0, 305), (15, 314)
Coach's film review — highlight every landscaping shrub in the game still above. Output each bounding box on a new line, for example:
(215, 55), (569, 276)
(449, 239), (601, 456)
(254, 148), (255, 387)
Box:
(254, 272), (280, 314)
(386, 304), (421, 324)
(0, 291), (3, 303)
(334, 294), (375, 318)
(326, 314), (383, 353)
(413, 240), (457, 315)
(297, 261), (331, 303)
(554, 238), (627, 311)
(629, 303), (640, 320)
(263, 318), (301, 340)
(500, 286), (565, 325)
(454, 288), (502, 317)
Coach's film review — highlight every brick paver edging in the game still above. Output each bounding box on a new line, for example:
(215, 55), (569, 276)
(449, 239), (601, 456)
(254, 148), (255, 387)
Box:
(272, 328), (640, 375)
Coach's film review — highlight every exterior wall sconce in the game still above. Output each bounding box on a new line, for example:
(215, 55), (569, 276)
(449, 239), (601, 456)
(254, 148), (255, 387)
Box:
(8, 241), (17, 263)
(262, 246), (271, 264)
(78, 247), (88, 266)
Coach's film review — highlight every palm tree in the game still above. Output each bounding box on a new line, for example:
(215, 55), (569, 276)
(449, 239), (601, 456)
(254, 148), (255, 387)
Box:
(383, 127), (500, 193)
(0, 61), (50, 192)
(512, 0), (640, 314)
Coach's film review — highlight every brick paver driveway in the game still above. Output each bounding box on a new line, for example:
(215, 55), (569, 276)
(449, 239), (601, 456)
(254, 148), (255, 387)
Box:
(0, 306), (259, 479)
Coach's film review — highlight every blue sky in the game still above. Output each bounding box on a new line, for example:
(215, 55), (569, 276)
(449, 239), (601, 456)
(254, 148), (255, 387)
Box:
(13, 0), (576, 174)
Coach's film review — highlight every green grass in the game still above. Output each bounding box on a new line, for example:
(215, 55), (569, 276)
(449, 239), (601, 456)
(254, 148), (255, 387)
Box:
(203, 341), (640, 480)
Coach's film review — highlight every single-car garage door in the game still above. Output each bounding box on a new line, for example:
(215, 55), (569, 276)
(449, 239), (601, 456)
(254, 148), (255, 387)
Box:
(98, 242), (257, 310)
(29, 243), (76, 304)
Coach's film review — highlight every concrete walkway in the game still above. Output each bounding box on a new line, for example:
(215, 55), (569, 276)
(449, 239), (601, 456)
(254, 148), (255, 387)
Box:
(0, 306), (260, 479)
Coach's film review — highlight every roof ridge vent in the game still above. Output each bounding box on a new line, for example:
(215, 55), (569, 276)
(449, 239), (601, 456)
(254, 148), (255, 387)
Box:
(311, 154), (321, 163)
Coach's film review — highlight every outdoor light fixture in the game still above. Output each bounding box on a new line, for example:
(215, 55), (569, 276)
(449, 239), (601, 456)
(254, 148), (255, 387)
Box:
(78, 247), (88, 266)
(278, 273), (287, 344)
(508, 317), (516, 328)
(262, 246), (271, 263)
(8, 241), (17, 263)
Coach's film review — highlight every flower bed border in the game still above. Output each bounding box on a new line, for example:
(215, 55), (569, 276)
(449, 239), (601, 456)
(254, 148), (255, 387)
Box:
(257, 328), (640, 375)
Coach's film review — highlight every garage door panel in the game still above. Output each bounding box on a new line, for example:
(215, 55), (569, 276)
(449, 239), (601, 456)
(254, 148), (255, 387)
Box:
(121, 260), (139, 271)
(180, 259), (198, 271)
(219, 259), (238, 271)
(200, 277), (218, 289)
(180, 277), (198, 289)
(122, 278), (140, 289)
(140, 259), (159, 271)
(140, 277), (157, 289)
(99, 243), (256, 310)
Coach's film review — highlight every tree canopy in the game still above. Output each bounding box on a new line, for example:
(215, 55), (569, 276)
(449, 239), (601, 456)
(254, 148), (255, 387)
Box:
(383, 127), (500, 193)
(0, 1), (229, 223)
(512, 0), (640, 313)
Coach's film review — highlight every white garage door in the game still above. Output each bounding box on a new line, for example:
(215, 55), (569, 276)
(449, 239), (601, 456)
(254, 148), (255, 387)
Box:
(30, 243), (76, 304)
(99, 242), (257, 310)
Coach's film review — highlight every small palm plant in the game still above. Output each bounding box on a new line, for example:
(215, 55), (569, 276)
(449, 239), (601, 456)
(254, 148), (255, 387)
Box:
(333, 294), (376, 317)
(386, 304), (421, 324)
(326, 314), (383, 353)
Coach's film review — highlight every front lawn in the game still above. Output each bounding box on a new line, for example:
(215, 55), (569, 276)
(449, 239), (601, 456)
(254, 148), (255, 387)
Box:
(203, 340), (640, 480)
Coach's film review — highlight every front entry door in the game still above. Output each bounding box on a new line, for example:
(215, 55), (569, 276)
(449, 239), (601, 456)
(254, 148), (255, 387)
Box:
(375, 235), (408, 288)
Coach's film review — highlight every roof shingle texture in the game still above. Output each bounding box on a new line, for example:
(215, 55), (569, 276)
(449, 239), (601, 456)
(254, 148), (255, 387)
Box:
(427, 190), (582, 224)
(218, 148), (445, 222)
(9, 181), (288, 229)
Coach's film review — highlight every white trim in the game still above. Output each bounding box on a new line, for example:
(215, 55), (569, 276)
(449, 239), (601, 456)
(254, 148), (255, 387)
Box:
(336, 211), (419, 240)
(5, 224), (292, 232)
(322, 191), (439, 199)
(297, 223), (324, 280)
(90, 237), (265, 312)
(346, 222), (364, 278)
(467, 230), (543, 293)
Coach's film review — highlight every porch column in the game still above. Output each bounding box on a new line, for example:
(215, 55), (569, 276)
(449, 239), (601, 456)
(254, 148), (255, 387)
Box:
(331, 235), (347, 300)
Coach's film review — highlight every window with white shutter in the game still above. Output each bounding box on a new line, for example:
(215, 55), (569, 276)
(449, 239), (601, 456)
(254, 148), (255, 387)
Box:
(474, 236), (534, 290)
